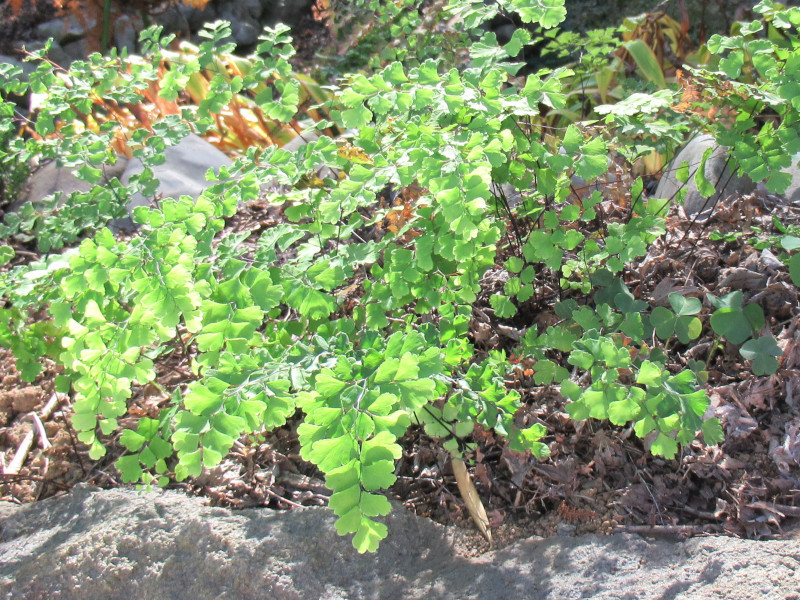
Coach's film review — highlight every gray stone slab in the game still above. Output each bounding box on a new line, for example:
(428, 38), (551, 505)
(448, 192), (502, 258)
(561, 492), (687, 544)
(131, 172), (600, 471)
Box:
(1, 485), (798, 600)
(115, 133), (232, 229)
(11, 158), (129, 213)
(655, 133), (757, 216)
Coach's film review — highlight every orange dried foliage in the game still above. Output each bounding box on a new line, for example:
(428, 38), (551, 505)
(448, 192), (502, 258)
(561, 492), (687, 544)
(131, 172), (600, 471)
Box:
(384, 199), (415, 233)
(336, 141), (373, 165)
(381, 182), (427, 237)
(673, 69), (738, 126)
(557, 502), (598, 524)
(312, 0), (331, 22)
(181, 0), (212, 8)
(673, 69), (702, 113)
(7, 0), (24, 16)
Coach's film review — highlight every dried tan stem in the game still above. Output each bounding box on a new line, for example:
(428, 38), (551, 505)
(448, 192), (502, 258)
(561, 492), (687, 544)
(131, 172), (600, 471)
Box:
(4, 393), (64, 476)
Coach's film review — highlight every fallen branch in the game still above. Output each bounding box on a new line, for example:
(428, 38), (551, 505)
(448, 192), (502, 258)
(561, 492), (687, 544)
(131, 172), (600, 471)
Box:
(612, 524), (718, 538)
(746, 501), (800, 518)
(4, 393), (63, 476)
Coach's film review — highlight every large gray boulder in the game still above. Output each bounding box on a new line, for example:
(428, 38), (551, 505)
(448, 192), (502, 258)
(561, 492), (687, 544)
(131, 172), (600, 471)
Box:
(260, 0), (316, 28)
(2, 485), (799, 600)
(778, 153), (800, 204)
(10, 158), (129, 214)
(655, 134), (757, 217)
(115, 133), (232, 230)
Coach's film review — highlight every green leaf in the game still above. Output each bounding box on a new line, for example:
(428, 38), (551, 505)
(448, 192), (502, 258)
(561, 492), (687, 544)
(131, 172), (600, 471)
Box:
(790, 253), (800, 287)
(116, 455), (143, 483)
(361, 460), (397, 490)
(780, 236), (800, 251)
(341, 105), (373, 128)
(490, 293), (517, 318)
(394, 352), (420, 380)
(184, 384), (223, 416)
(359, 491), (392, 516)
(720, 50), (744, 78)
(668, 293), (701, 316)
(636, 361), (663, 386)
(623, 40), (667, 88)
(352, 517), (388, 553)
(675, 316), (702, 344)
(608, 396), (641, 425)
(694, 147), (716, 199)
(701, 418), (724, 445)
(740, 335), (783, 375)
(650, 306), (676, 340)
(0, 245), (14, 266)
(505, 256), (524, 273)
(316, 372), (349, 396)
(311, 434), (358, 473)
(510, 0), (567, 28)
(710, 308), (753, 344)
(120, 429), (146, 452)
(650, 432), (678, 459)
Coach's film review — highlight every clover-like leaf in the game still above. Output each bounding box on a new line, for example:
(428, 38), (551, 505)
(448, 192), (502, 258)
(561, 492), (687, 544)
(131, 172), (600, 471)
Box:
(650, 306), (676, 340)
(710, 308), (753, 344)
(790, 253), (800, 287)
(668, 293), (701, 316)
(740, 335), (783, 375)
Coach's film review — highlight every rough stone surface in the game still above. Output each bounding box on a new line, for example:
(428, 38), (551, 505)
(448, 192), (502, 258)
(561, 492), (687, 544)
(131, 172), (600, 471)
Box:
(655, 133), (757, 216)
(260, 0), (317, 28)
(177, 3), (218, 32)
(34, 16), (96, 46)
(2, 485), (799, 600)
(113, 14), (142, 56)
(778, 153), (800, 204)
(11, 158), (129, 213)
(115, 133), (232, 229)
(218, 3), (262, 47)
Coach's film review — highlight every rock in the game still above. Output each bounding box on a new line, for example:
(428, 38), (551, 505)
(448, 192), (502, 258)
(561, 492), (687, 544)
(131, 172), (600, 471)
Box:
(777, 153), (800, 204)
(35, 15), (98, 46)
(113, 14), (142, 55)
(2, 485), (800, 600)
(242, 0), (264, 20)
(260, 0), (316, 28)
(11, 158), (129, 214)
(61, 39), (92, 63)
(655, 133), (757, 217)
(115, 134), (232, 230)
(217, 4), (262, 47)
(151, 6), (185, 36)
(177, 3), (218, 32)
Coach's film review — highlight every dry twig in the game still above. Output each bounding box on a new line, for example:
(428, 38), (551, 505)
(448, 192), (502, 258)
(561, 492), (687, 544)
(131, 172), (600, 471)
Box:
(4, 393), (63, 476)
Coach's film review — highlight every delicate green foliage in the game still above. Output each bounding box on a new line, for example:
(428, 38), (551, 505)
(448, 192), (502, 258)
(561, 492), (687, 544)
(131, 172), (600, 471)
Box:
(5, 0), (799, 552)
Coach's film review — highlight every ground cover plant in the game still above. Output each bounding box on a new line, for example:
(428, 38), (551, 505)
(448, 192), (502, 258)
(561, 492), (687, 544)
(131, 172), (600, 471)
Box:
(1, 0), (799, 552)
